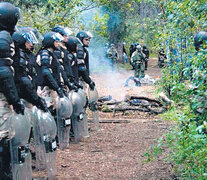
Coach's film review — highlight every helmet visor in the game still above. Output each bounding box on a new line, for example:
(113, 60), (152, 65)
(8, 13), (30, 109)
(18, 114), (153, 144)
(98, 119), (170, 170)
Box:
(23, 31), (39, 44)
(52, 32), (64, 42)
(64, 27), (73, 36)
(86, 31), (93, 38)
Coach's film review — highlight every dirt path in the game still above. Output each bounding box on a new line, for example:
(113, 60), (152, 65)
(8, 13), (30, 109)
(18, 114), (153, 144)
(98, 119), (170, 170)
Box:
(34, 58), (175, 179)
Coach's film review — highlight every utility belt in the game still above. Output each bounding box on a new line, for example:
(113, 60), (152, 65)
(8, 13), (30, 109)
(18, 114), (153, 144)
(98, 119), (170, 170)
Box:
(0, 58), (12, 67)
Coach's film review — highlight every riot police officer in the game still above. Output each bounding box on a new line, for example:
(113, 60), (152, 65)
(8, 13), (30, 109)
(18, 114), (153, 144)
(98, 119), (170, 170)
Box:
(76, 31), (95, 90)
(12, 31), (48, 112)
(65, 36), (81, 85)
(35, 32), (65, 178)
(0, 2), (26, 179)
(37, 32), (65, 107)
(52, 25), (78, 91)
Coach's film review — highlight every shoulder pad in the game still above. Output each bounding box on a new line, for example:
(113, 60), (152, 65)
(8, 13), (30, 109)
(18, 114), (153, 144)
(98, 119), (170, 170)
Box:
(40, 49), (50, 57)
(19, 50), (26, 59)
(67, 53), (73, 61)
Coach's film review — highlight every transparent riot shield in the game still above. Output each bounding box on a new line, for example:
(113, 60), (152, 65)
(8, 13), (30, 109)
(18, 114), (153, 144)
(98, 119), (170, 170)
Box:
(32, 107), (57, 180)
(9, 111), (32, 180)
(77, 88), (90, 137)
(69, 90), (85, 143)
(56, 96), (73, 150)
(24, 108), (33, 180)
(38, 109), (57, 180)
(32, 107), (46, 171)
(88, 87), (99, 131)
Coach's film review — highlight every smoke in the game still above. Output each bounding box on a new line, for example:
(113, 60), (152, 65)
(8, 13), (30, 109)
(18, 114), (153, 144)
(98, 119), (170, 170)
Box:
(79, 4), (133, 101)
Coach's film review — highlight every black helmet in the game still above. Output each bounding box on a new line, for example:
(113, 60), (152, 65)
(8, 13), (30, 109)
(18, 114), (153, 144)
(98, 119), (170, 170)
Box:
(65, 36), (78, 52)
(0, 31), (13, 58)
(76, 31), (91, 42)
(12, 32), (26, 49)
(142, 45), (147, 49)
(12, 31), (39, 50)
(0, 2), (20, 34)
(42, 32), (64, 49)
(16, 26), (43, 41)
(52, 25), (73, 37)
(194, 31), (207, 51)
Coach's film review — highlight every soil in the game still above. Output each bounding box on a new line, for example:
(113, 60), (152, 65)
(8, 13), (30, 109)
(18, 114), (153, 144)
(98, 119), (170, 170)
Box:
(33, 58), (176, 180)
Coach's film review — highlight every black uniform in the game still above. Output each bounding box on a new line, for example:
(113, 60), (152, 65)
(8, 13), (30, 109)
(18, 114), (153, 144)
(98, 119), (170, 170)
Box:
(77, 44), (92, 83)
(76, 31), (95, 90)
(142, 45), (149, 70)
(0, 31), (24, 114)
(13, 47), (48, 111)
(54, 47), (77, 92)
(0, 2), (23, 179)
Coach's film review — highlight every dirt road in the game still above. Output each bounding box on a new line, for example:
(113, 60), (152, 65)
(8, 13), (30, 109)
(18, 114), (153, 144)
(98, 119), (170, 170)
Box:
(34, 58), (175, 180)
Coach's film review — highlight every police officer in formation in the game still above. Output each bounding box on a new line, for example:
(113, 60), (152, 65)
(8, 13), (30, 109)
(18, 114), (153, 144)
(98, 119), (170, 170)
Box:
(0, 2), (96, 179)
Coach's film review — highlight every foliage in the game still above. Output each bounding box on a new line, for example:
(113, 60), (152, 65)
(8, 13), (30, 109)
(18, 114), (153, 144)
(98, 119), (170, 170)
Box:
(9, 0), (96, 34)
(146, 0), (207, 178)
(146, 107), (207, 179)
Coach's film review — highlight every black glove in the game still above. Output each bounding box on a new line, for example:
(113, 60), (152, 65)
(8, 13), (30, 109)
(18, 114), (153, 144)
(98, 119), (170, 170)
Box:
(67, 82), (78, 92)
(37, 98), (48, 112)
(76, 82), (83, 89)
(57, 88), (64, 98)
(89, 81), (95, 91)
(13, 100), (25, 115)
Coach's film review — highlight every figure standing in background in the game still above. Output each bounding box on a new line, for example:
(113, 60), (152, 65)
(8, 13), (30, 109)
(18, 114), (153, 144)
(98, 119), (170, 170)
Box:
(131, 45), (145, 86)
(158, 48), (167, 68)
(142, 45), (149, 70)
(123, 42), (128, 63)
(106, 43), (118, 71)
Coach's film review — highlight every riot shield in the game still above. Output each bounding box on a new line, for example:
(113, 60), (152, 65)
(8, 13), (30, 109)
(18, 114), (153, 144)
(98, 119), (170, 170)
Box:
(69, 90), (85, 143)
(9, 110), (32, 180)
(32, 107), (46, 171)
(38, 109), (57, 180)
(88, 87), (99, 131)
(32, 107), (57, 180)
(56, 96), (73, 150)
(77, 88), (90, 137)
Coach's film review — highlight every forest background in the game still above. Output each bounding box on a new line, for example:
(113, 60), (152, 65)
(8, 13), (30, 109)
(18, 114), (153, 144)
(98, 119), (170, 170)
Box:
(6, 0), (207, 179)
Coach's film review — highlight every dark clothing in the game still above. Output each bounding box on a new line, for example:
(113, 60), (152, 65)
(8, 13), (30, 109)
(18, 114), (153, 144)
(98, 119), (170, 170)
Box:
(158, 49), (167, 68)
(0, 31), (20, 107)
(13, 49), (45, 109)
(37, 49), (60, 91)
(0, 63), (20, 106)
(25, 50), (39, 89)
(68, 52), (79, 83)
(129, 44), (136, 58)
(77, 44), (93, 85)
(54, 47), (73, 78)
(142, 46), (150, 70)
